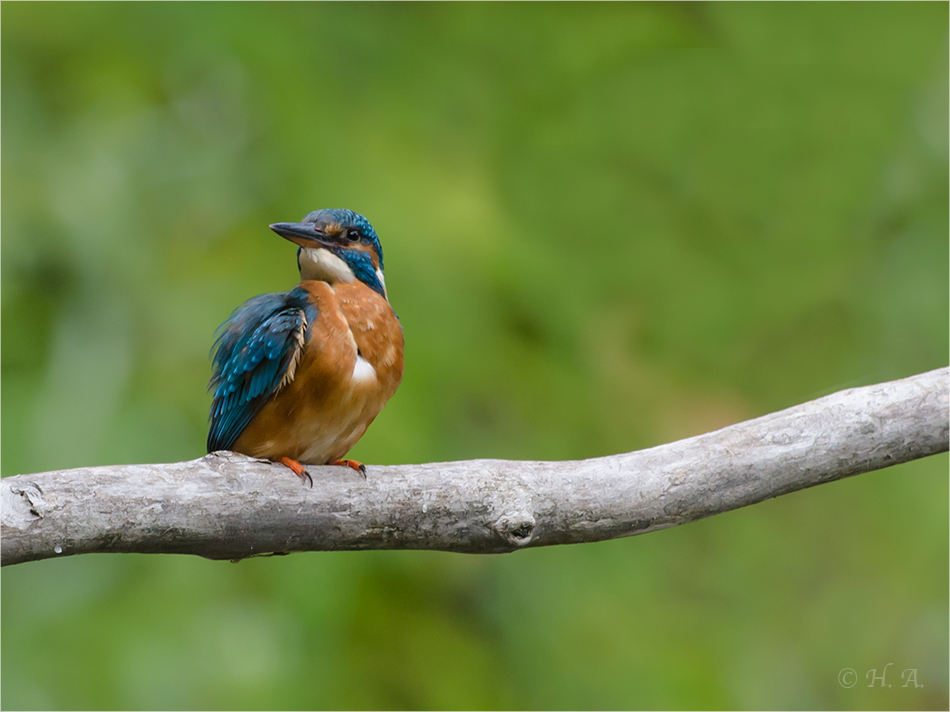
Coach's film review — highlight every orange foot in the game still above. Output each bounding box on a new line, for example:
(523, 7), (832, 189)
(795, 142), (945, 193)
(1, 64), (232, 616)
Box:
(277, 456), (313, 488)
(330, 459), (367, 478)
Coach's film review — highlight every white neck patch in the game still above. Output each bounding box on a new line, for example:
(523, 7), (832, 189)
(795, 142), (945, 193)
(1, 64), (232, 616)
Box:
(375, 268), (388, 300)
(299, 247), (356, 284)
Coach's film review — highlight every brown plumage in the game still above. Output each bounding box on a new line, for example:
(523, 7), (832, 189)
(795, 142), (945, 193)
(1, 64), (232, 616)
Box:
(232, 280), (404, 465)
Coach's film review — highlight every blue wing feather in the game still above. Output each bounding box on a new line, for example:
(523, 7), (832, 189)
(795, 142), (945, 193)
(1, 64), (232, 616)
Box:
(207, 287), (318, 452)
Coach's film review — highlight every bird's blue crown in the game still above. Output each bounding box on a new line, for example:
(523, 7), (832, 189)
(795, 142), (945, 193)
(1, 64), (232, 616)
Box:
(303, 208), (384, 272)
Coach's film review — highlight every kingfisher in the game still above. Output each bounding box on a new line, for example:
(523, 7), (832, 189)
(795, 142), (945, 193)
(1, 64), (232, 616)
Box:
(207, 209), (404, 484)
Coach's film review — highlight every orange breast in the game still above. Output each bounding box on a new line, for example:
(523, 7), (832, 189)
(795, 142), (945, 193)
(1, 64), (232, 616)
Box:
(232, 280), (404, 464)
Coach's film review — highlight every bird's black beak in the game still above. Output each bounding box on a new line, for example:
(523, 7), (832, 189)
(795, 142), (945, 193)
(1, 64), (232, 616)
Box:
(269, 222), (331, 249)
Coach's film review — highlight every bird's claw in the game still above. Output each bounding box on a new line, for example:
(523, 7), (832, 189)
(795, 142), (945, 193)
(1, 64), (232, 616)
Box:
(277, 456), (313, 487)
(331, 459), (367, 478)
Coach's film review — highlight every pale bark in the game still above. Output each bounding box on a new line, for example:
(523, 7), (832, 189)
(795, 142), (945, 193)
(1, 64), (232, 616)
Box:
(2, 368), (947, 566)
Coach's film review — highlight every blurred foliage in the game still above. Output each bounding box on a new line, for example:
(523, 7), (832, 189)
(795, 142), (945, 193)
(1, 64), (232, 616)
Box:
(2, 3), (947, 710)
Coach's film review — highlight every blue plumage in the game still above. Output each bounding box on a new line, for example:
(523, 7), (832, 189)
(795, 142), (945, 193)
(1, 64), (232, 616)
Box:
(339, 248), (387, 299)
(207, 286), (318, 452)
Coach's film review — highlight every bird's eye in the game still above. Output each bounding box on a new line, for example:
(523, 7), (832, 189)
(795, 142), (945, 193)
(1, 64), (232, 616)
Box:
(346, 229), (360, 242)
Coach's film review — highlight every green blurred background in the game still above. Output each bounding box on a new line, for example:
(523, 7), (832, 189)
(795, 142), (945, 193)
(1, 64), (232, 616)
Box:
(2, 3), (947, 710)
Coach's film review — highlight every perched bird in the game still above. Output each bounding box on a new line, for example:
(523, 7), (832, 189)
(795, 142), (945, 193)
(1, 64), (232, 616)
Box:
(207, 209), (404, 483)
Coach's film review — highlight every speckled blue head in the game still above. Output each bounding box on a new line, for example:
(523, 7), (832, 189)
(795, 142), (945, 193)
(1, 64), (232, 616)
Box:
(270, 209), (388, 299)
(300, 209), (384, 271)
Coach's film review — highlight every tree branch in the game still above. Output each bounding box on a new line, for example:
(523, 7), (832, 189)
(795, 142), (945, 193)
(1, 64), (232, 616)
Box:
(2, 368), (947, 566)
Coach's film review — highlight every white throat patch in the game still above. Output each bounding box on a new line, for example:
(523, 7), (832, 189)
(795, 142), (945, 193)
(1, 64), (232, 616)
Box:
(299, 247), (356, 283)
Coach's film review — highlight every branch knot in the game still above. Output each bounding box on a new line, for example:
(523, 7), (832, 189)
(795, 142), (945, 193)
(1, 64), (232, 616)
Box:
(492, 512), (536, 547)
(2, 482), (48, 529)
